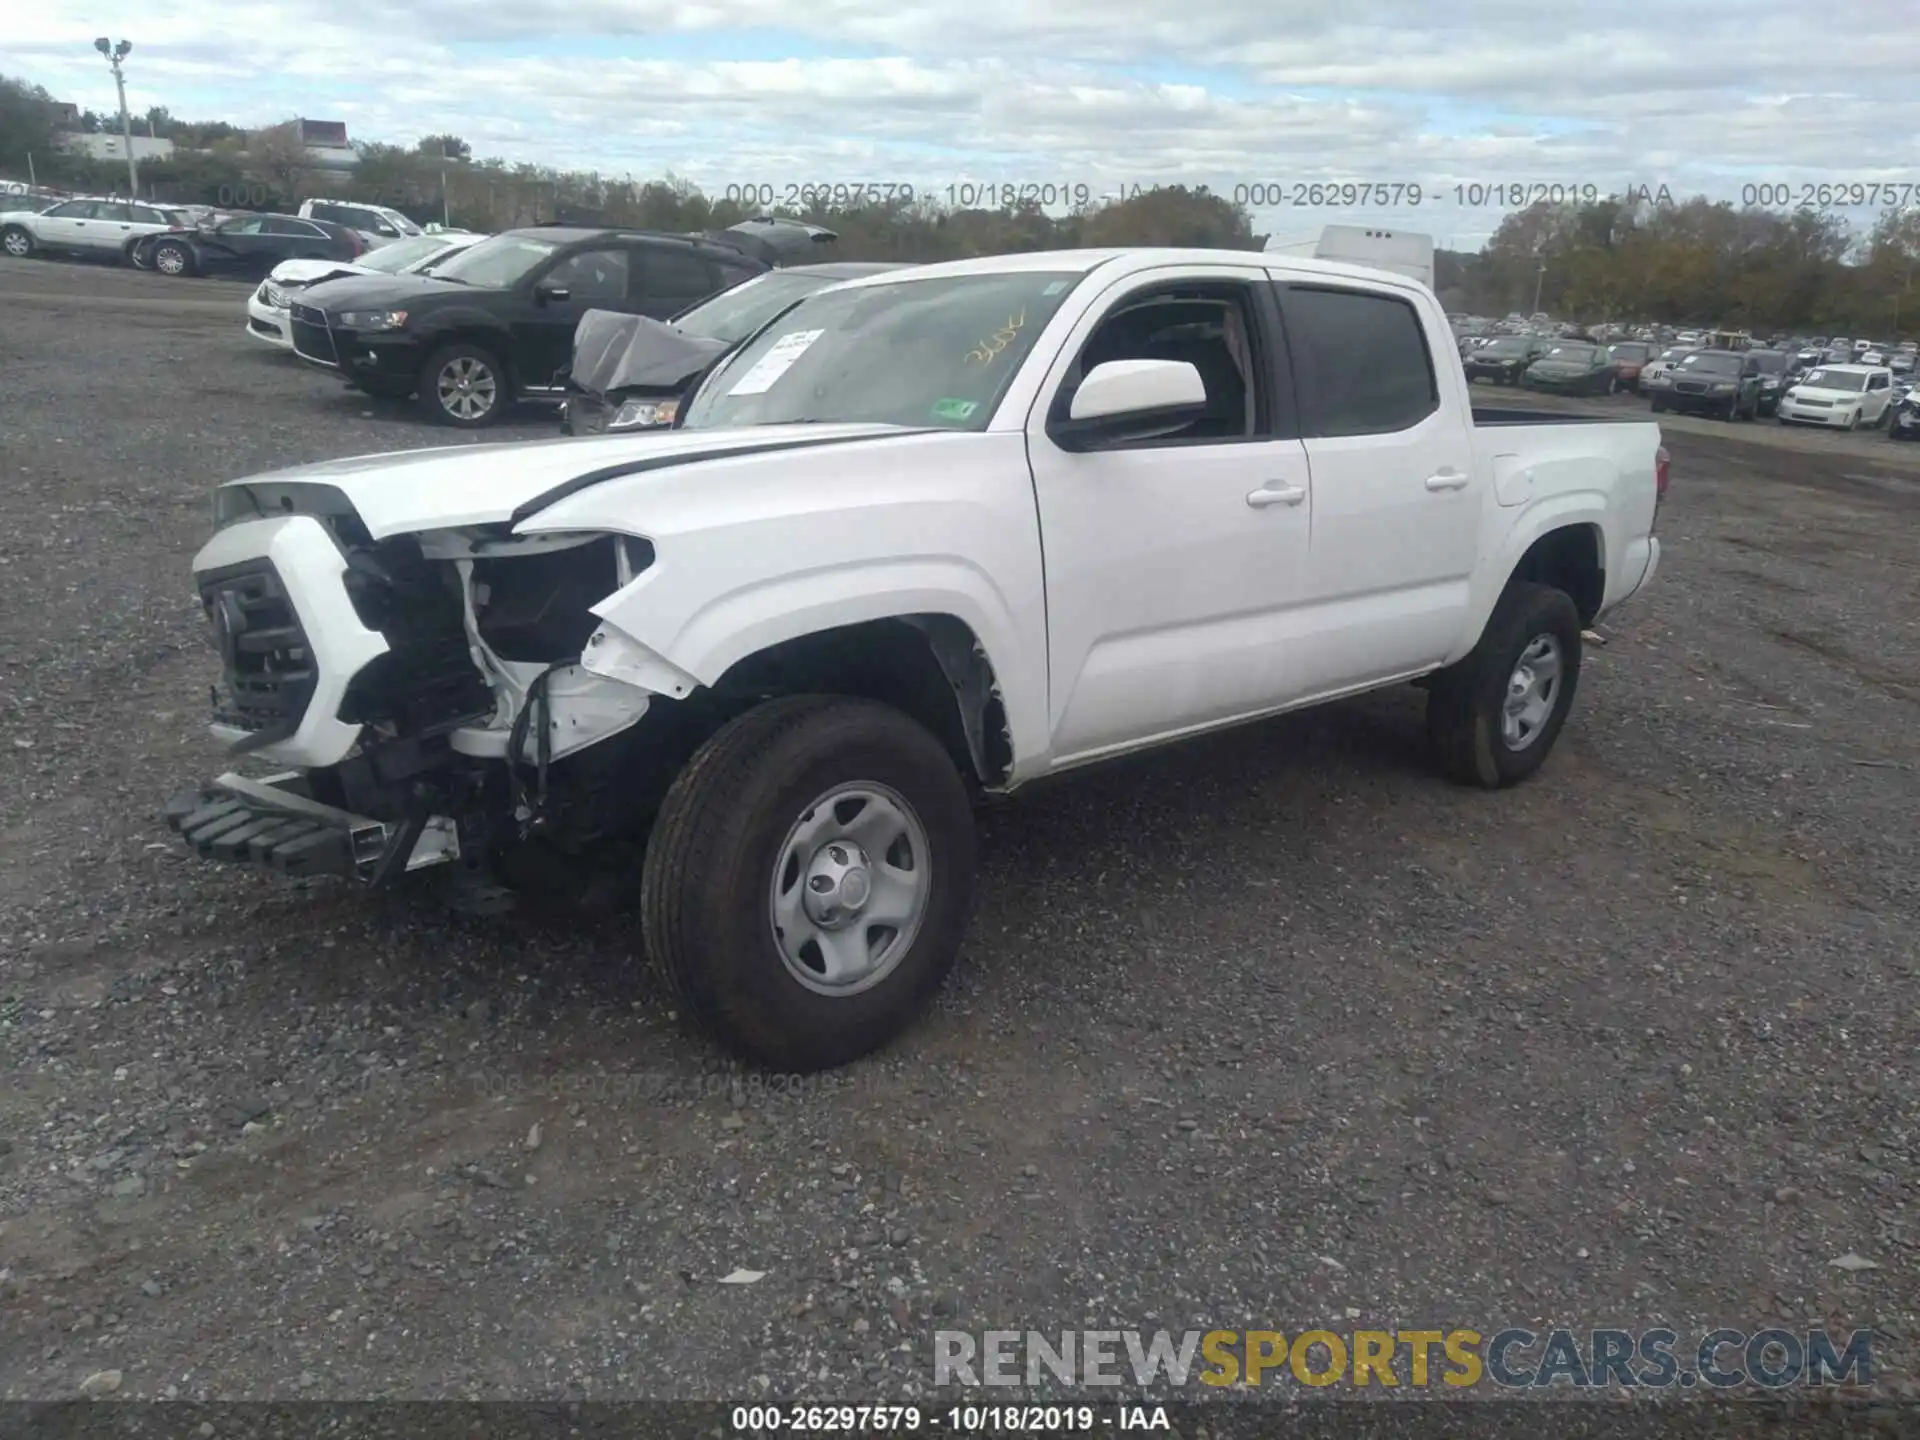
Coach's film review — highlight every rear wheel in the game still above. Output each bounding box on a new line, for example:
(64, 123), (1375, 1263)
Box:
(640, 696), (978, 1071)
(417, 342), (506, 428)
(1, 225), (33, 259)
(152, 239), (194, 277)
(1427, 583), (1583, 789)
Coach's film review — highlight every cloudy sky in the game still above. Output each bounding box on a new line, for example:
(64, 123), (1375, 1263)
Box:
(9, 2), (1914, 246)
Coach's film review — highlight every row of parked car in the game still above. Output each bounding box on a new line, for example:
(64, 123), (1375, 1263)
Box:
(1459, 330), (1919, 440)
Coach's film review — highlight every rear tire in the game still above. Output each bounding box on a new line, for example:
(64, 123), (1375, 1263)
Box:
(1, 225), (34, 259)
(640, 696), (978, 1072)
(151, 239), (195, 277)
(417, 342), (507, 428)
(1427, 583), (1583, 789)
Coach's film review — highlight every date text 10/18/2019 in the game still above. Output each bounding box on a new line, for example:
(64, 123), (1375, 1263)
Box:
(721, 179), (1917, 212)
(730, 1405), (1167, 1432)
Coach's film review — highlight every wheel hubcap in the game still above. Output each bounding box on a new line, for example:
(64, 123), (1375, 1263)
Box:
(3, 234), (25, 255)
(438, 357), (496, 419)
(158, 249), (183, 274)
(1501, 634), (1563, 751)
(769, 783), (930, 996)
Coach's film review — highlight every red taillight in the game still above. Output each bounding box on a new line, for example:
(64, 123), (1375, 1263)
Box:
(1654, 445), (1670, 500)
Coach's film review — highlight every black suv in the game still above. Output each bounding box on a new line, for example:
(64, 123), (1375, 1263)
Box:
(287, 227), (768, 427)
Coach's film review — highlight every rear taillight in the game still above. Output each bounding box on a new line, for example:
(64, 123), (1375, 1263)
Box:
(1654, 445), (1670, 501)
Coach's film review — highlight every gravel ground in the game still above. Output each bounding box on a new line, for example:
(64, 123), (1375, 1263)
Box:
(1, 255), (1917, 1406)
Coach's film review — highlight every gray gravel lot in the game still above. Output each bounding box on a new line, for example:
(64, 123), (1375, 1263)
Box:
(1, 254), (1916, 1406)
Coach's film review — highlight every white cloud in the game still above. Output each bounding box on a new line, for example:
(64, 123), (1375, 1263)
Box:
(9, 1), (1918, 244)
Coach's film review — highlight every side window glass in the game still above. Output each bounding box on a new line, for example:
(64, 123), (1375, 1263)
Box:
(543, 248), (629, 301)
(1276, 285), (1438, 437)
(642, 247), (721, 306)
(1062, 283), (1268, 444)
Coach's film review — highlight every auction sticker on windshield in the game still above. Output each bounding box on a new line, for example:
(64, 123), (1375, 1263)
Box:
(727, 329), (824, 395)
(930, 398), (979, 422)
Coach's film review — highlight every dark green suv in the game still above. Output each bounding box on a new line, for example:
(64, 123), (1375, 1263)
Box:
(1651, 349), (1765, 420)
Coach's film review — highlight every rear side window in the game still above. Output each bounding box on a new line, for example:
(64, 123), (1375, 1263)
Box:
(1275, 285), (1438, 437)
(642, 247), (721, 307)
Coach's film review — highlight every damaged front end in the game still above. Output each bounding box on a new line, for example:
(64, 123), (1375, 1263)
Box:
(166, 487), (674, 905)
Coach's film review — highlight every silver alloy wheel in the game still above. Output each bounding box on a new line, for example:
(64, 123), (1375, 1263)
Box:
(1501, 634), (1563, 751)
(437, 355), (497, 421)
(2, 230), (28, 257)
(768, 782), (931, 996)
(155, 245), (186, 275)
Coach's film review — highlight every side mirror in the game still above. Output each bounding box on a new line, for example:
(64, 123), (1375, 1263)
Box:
(535, 282), (571, 304)
(1050, 360), (1207, 451)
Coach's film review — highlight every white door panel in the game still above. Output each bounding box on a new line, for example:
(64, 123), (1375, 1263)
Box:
(1297, 406), (1479, 685)
(1033, 439), (1313, 760)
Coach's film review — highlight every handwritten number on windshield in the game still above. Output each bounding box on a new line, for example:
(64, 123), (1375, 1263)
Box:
(965, 310), (1026, 366)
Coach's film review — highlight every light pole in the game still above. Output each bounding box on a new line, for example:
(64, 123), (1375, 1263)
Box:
(1531, 260), (1547, 316)
(93, 37), (138, 198)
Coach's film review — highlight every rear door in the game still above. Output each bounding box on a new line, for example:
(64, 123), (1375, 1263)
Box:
(87, 201), (138, 252)
(1268, 273), (1480, 687)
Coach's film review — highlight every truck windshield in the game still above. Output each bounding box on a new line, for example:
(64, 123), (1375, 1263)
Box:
(680, 271), (1083, 432)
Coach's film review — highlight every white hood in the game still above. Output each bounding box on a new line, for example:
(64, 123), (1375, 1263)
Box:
(268, 257), (377, 285)
(217, 423), (932, 539)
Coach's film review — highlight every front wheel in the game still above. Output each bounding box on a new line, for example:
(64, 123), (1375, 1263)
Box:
(417, 342), (507, 428)
(1649, 395), (1668, 413)
(1426, 583), (1583, 789)
(640, 696), (978, 1071)
(1, 225), (34, 259)
(1847, 410), (1863, 431)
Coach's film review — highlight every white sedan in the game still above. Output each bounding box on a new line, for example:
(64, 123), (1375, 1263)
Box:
(245, 230), (484, 348)
(1776, 365), (1896, 430)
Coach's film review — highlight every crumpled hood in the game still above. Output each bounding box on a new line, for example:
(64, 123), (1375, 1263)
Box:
(215, 423), (935, 539)
(569, 309), (732, 397)
(269, 257), (377, 287)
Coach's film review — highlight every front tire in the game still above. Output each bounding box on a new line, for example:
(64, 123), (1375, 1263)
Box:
(1426, 583), (1583, 789)
(417, 342), (507, 428)
(1649, 395), (1668, 413)
(640, 696), (978, 1071)
(1, 225), (35, 259)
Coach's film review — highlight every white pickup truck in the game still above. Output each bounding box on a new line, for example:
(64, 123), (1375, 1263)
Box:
(165, 246), (1667, 1070)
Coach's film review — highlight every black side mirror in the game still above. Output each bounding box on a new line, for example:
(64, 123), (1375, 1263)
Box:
(534, 282), (571, 304)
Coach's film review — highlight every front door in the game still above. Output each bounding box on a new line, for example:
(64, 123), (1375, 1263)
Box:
(1268, 275), (1481, 688)
(514, 245), (633, 393)
(1024, 266), (1315, 766)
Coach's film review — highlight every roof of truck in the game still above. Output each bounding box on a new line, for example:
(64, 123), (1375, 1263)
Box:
(830, 247), (1430, 291)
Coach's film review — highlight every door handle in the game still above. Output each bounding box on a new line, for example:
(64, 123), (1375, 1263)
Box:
(1425, 471), (1469, 492)
(1246, 483), (1306, 508)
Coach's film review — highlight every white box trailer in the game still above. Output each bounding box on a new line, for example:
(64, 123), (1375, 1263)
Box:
(1263, 224), (1435, 291)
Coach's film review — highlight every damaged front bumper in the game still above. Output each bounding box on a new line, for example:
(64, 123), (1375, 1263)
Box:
(163, 770), (461, 884)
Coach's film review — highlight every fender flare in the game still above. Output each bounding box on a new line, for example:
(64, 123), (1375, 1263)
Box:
(580, 556), (1044, 773)
(1451, 494), (1609, 662)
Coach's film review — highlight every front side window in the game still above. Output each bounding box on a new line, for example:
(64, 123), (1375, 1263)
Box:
(543, 248), (629, 301)
(1057, 283), (1269, 443)
(1278, 285), (1438, 437)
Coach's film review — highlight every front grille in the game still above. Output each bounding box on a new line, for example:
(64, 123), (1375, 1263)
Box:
(1674, 381), (1710, 395)
(199, 561), (317, 746)
(290, 310), (338, 366)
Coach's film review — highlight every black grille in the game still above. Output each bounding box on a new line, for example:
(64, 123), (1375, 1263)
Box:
(199, 561), (317, 746)
(1674, 381), (1709, 394)
(289, 304), (338, 365)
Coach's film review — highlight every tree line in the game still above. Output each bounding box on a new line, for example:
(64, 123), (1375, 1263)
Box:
(4, 75), (1914, 335)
